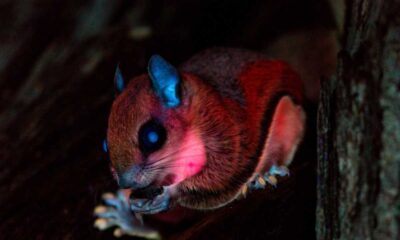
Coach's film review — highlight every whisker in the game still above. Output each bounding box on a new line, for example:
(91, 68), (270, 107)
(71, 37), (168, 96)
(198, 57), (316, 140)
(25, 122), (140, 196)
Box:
(146, 131), (242, 167)
(145, 162), (202, 172)
(146, 153), (204, 170)
(146, 143), (203, 166)
(144, 153), (204, 169)
(144, 141), (207, 175)
(149, 144), (199, 163)
(113, 132), (245, 183)
(143, 155), (205, 171)
(146, 163), (205, 172)
(139, 149), (205, 180)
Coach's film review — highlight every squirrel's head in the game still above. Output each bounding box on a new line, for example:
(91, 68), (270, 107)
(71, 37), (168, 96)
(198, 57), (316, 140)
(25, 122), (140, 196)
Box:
(105, 55), (210, 191)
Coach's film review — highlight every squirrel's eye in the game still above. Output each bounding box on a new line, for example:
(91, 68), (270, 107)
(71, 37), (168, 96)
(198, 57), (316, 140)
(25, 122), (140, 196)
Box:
(138, 120), (167, 154)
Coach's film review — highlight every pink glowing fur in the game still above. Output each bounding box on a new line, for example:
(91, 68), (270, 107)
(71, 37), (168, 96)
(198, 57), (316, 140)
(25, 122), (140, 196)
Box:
(254, 96), (305, 175)
(172, 129), (206, 184)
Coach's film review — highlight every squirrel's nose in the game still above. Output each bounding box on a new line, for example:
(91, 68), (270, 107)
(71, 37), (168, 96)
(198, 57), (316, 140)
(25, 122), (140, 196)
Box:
(117, 175), (135, 189)
(117, 174), (141, 189)
(117, 167), (148, 189)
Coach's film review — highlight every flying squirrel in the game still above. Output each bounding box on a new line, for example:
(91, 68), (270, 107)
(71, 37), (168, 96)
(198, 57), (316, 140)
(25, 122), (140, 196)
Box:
(94, 48), (306, 238)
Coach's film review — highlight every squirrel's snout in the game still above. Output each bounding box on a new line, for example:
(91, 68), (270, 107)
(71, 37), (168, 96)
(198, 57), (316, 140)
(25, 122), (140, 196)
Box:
(117, 175), (139, 189)
(117, 166), (149, 189)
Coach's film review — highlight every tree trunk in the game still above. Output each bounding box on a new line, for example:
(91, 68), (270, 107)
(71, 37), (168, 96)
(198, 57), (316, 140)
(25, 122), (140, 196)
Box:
(317, 1), (400, 239)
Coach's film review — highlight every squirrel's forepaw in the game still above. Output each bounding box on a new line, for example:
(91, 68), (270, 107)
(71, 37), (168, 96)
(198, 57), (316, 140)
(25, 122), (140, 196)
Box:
(242, 165), (290, 196)
(130, 188), (170, 214)
(94, 190), (160, 239)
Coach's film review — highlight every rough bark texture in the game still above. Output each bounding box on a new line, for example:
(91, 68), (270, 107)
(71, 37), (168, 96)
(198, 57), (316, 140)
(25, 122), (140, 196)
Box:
(317, 0), (400, 239)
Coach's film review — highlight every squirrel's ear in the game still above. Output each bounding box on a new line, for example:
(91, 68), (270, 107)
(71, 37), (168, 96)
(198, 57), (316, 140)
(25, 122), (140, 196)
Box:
(114, 64), (125, 95)
(148, 55), (181, 108)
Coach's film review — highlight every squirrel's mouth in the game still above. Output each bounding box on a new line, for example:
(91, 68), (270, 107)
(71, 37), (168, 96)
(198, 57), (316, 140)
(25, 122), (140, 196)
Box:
(158, 173), (176, 186)
(130, 185), (163, 200)
(129, 173), (176, 201)
(129, 174), (175, 200)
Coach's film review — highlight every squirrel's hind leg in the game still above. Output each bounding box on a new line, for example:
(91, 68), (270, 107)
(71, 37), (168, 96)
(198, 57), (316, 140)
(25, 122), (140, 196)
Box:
(240, 96), (305, 196)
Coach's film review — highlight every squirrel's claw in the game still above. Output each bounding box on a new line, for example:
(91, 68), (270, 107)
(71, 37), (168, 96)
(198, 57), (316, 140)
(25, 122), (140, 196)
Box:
(241, 184), (249, 197)
(262, 165), (289, 187)
(130, 188), (170, 214)
(264, 175), (278, 187)
(94, 217), (118, 230)
(245, 164), (290, 192)
(268, 165), (290, 177)
(93, 190), (160, 239)
(247, 174), (267, 190)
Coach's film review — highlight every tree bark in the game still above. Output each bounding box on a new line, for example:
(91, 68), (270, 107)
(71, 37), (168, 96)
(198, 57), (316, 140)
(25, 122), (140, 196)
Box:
(317, 0), (400, 239)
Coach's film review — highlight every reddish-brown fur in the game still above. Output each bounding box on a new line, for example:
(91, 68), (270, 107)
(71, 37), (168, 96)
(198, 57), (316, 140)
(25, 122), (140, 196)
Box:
(239, 60), (304, 166)
(177, 60), (304, 209)
(107, 48), (304, 210)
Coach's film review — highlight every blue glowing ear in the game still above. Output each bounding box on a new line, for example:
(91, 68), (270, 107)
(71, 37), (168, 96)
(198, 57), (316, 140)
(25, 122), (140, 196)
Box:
(102, 139), (108, 153)
(148, 55), (181, 108)
(114, 64), (125, 94)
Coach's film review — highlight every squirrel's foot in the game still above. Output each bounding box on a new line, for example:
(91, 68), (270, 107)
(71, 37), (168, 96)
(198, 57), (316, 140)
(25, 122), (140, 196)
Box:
(242, 165), (290, 195)
(94, 190), (160, 239)
(263, 165), (289, 187)
(130, 187), (170, 214)
(248, 173), (267, 190)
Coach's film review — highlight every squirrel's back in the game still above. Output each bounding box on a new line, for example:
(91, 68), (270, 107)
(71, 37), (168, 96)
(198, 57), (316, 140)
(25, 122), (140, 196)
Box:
(181, 48), (304, 168)
(180, 48), (266, 105)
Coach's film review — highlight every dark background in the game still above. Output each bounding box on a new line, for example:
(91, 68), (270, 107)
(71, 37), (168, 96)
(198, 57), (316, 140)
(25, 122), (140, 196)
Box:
(0, 0), (337, 239)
